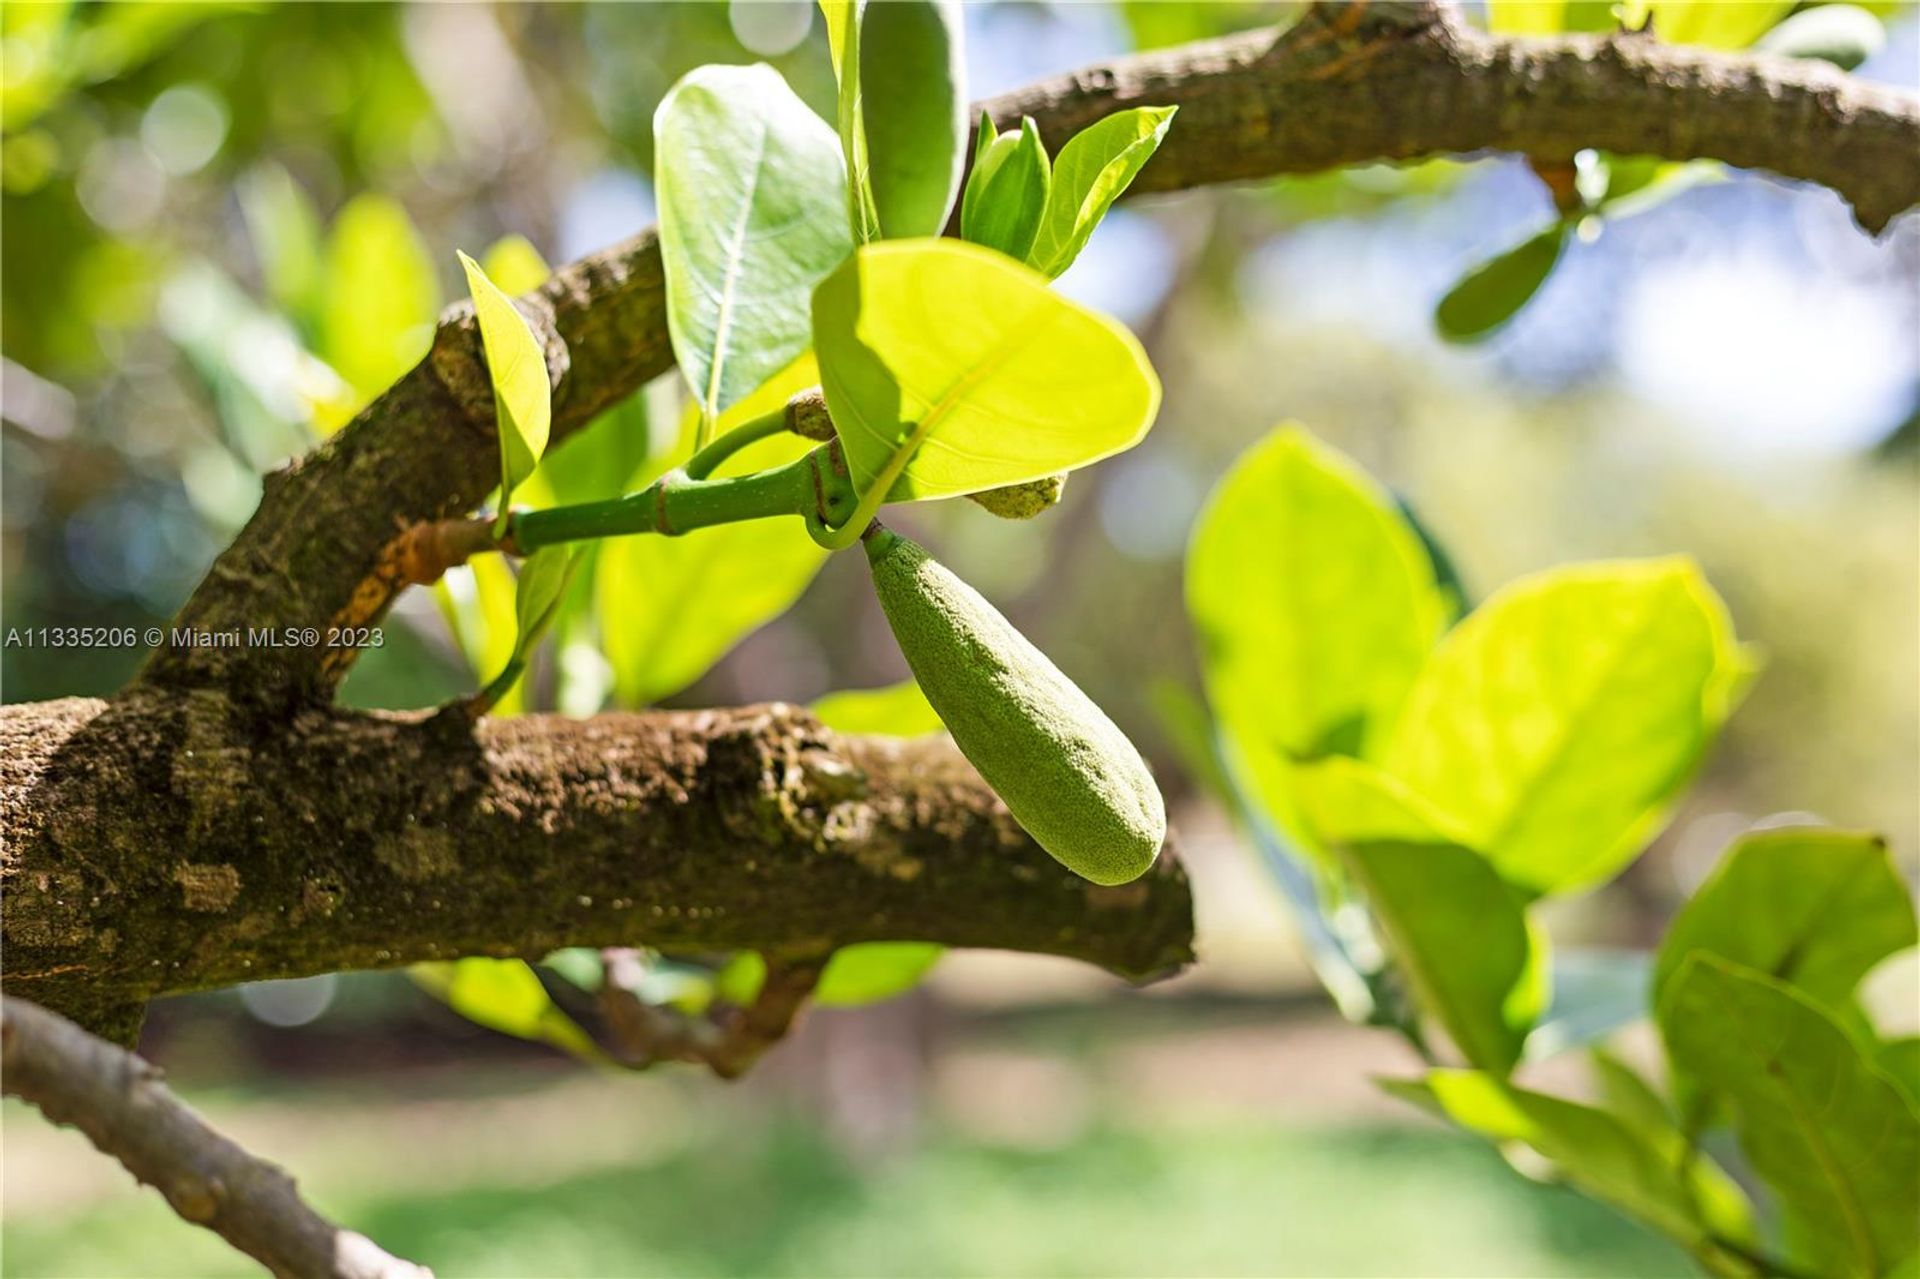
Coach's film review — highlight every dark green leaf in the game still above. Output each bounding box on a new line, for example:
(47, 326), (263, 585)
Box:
(1653, 826), (1915, 1014)
(1342, 837), (1545, 1074)
(1434, 222), (1566, 344)
(1660, 954), (1920, 1277)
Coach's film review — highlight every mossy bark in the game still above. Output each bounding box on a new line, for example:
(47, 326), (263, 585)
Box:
(1, 696), (1193, 1043)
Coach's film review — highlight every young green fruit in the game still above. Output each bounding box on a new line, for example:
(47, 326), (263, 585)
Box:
(864, 527), (1165, 885)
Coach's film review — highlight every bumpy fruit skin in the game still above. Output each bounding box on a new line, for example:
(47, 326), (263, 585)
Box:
(864, 528), (1165, 885)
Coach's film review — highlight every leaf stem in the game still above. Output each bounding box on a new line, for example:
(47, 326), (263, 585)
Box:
(684, 405), (792, 479)
(508, 444), (857, 553)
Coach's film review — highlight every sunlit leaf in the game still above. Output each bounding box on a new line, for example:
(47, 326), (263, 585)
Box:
(510, 545), (576, 665)
(810, 680), (943, 736)
(459, 250), (551, 520)
(1381, 558), (1754, 897)
(1189, 427), (1446, 774)
(654, 63), (851, 434)
(814, 239), (1158, 508)
(1435, 222), (1566, 344)
(480, 232), (552, 295)
(857, 0), (964, 239)
(1386, 1070), (1755, 1256)
(820, 0), (877, 243)
(1485, 1), (1617, 34)
(412, 958), (600, 1060)
(1652, 0), (1793, 48)
(1660, 955), (1920, 1276)
(816, 942), (944, 1006)
(1027, 105), (1176, 278)
(1755, 4), (1886, 69)
(1653, 826), (1916, 1015)
(319, 193), (439, 406)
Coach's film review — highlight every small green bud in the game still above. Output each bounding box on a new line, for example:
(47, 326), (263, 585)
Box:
(967, 473), (1067, 519)
(864, 527), (1165, 885)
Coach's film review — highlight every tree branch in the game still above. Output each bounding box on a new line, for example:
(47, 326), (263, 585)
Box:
(2, 694), (1194, 1038)
(1, 996), (431, 1279)
(133, 0), (1919, 707)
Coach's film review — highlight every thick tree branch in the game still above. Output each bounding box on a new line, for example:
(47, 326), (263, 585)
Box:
(1, 996), (430, 1279)
(134, 0), (1919, 707)
(2, 695), (1194, 1037)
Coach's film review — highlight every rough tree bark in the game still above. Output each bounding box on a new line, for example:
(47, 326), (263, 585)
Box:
(5, 1), (1918, 1042)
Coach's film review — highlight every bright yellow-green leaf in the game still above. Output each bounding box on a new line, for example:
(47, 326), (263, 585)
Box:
(411, 958), (600, 1060)
(654, 63), (851, 437)
(459, 250), (552, 521)
(1386, 1069), (1756, 1257)
(1289, 755), (1465, 846)
(1652, 0), (1793, 48)
(1660, 956), (1920, 1276)
(1485, 0), (1618, 34)
(595, 361), (828, 707)
(319, 193), (439, 406)
(810, 680), (943, 736)
(816, 942), (943, 1006)
(813, 239), (1160, 506)
(1654, 826), (1916, 1015)
(1382, 558), (1754, 897)
(480, 233), (552, 295)
(1027, 105), (1176, 279)
(1189, 426), (1447, 772)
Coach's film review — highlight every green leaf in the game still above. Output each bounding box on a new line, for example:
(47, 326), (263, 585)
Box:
(412, 958), (600, 1060)
(1342, 839), (1545, 1074)
(1386, 1069), (1755, 1257)
(816, 942), (944, 1006)
(319, 192), (439, 405)
(812, 239), (1160, 505)
(1660, 955), (1920, 1277)
(1653, 826), (1916, 1015)
(1187, 426), (1446, 781)
(1290, 755), (1462, 846)
(1589, 1046), (1675, 1136)
(1435, 222), (1567, 343)
(1652, 0), (1793, 48)
(238, 161), (321, 328)
(857, 0), (964, 239)
(459, 250), (552, 522)
(1883, 1037), (1920, 1109)
(1381, 558), (1753, 897)
(820, 0), (878, 244)
(1027, 105), (1176, 279)
(1485, 0), (1618, 34)
(510, 545), (576, 664)
(479, 233), (552, 295)
(435, 552), (525, 716)
(654, 63), (852, 434)
(960, 116), (1052, 264)
(810, 681), (943, 736)
(1754, 4), (1886, 70)
(594, 365), (827, 707)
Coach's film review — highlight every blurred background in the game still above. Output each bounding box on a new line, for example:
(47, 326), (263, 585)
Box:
(3, 2), (1916, 1276)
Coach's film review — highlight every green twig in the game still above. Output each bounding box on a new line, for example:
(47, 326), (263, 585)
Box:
(684, 405), (792, 480)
